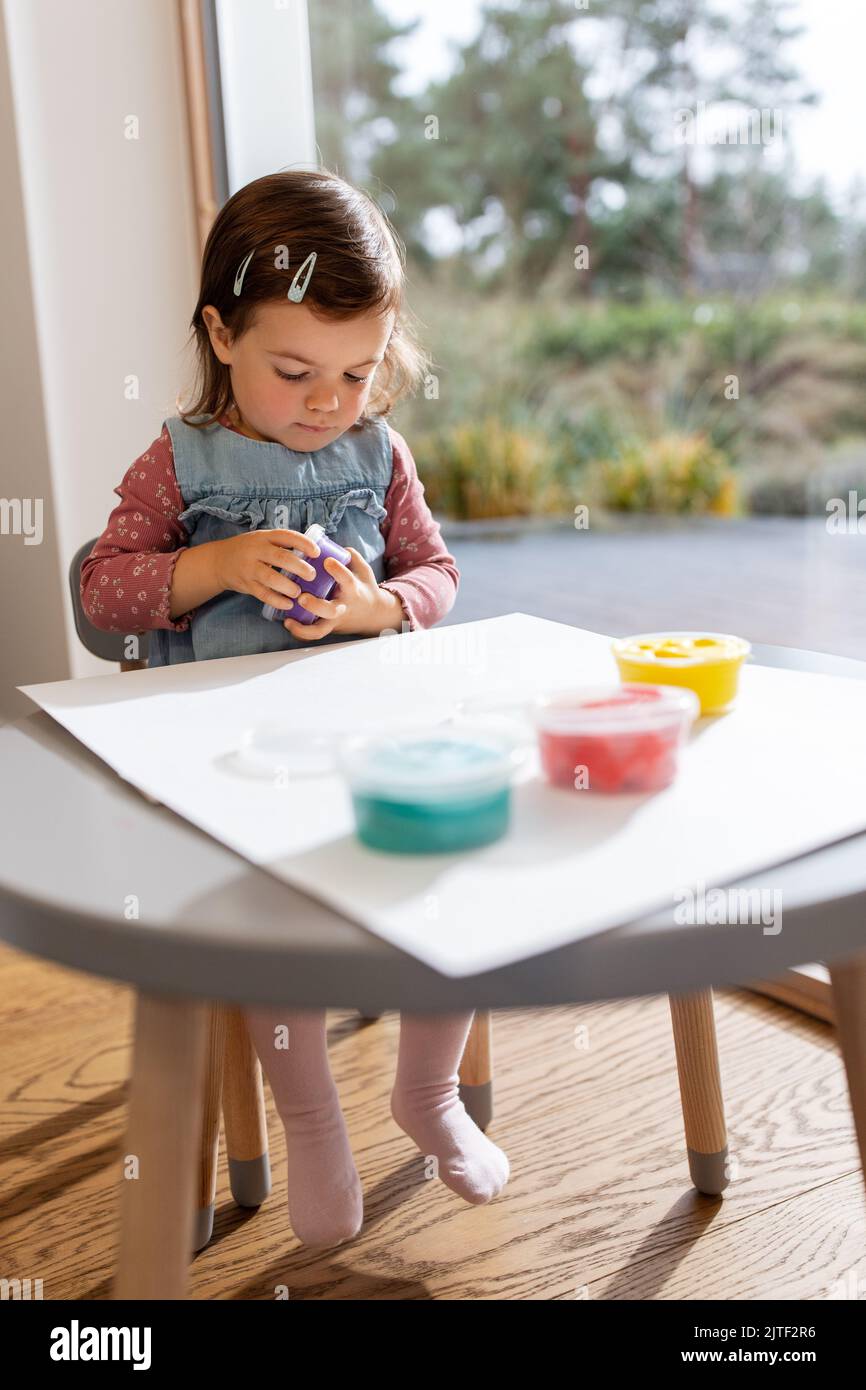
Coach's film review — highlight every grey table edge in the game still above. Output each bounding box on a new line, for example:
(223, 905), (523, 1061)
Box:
(2, 641), (865, 1012)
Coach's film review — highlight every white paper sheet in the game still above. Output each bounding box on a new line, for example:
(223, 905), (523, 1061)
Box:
(19, 613), (866, 977)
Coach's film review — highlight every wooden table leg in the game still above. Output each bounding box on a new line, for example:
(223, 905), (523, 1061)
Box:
(459, 1010), (493, 1131)
(828, 950), (866, 1198)
(114, 991), (208, 1300)
(668, 989), (729, 1196)
(193, 1005), (227, 1253)
(222, 1006), (271, 1209)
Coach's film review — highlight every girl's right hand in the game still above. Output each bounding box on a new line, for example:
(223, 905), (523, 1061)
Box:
(212, 528), (321, 609)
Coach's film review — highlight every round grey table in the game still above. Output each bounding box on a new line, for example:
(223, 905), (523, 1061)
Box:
(2, 641), (866, 1299)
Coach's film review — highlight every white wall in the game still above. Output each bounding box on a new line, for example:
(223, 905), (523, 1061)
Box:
(0, 0), (200, 713)
(0, 0), (317, 719)
(0, 2), (67, 715)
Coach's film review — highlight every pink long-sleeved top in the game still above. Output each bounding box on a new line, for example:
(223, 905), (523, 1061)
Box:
(80, 411), (459, 636)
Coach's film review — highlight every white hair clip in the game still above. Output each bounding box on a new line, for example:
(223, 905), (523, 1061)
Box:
(233, 249), (255, 296)
(288, 251), (317, 302)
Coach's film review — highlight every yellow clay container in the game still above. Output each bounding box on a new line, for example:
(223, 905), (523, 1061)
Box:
(611, 631), (751, 714)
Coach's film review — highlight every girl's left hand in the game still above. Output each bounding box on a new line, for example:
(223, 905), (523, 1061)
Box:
(281, 546), (399, 641)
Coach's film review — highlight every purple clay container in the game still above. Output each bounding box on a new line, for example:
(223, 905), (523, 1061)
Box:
(261, 523), (351, 625)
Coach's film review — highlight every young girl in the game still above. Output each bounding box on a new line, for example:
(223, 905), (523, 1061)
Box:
(81, 167), (510, 1248)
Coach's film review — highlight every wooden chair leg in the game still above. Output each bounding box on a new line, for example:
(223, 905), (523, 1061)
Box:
(114, 991), (208, 1300)
(828, 950), (866, 1201)
(222, 1006), (271, 1209)
(193, 1004), (227, 1252)
(668, 989), (729, 1196)
(459, 1009), (493, 1131)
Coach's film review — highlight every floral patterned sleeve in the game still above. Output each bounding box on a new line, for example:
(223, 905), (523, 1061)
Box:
(378, 425), (460, 631)
(79, 424), (195, 632)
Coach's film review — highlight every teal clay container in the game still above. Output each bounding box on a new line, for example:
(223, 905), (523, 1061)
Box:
(338, 724), (521, 854)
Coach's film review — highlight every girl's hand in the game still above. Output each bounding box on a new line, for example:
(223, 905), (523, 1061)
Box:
(282, 546), (401, 641)
(211, 528), (321, 610)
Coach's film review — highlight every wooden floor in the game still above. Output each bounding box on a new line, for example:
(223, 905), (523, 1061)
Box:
(1, 941), (864, 1301)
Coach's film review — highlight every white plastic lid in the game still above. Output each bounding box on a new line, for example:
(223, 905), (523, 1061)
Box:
(337, 722), (525, 802)
(533, 682), (700, 734)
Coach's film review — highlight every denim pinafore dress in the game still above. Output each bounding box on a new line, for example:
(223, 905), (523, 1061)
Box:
(147, 412), (393, 666)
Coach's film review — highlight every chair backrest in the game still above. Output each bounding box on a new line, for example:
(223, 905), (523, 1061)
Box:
(69, 538), (149, 667)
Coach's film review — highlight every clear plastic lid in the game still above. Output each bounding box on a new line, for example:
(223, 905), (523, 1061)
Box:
(532, 682), (700, 734)
(234, 712), (463, 780)
(337, 721), (526, 801)
(236, 723), (337, 778)
(612, 631), (751, 666)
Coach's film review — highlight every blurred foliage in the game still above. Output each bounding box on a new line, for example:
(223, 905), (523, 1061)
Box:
(391, 287), (866, 519)
(525, 300), (696, 365)
(522, 299), (866, 370)
(585, 432), (738, 515)
(411, 417), (571, 521)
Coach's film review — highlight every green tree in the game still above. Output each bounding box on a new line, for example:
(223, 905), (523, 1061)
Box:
(601, 0), (816, 291)
(371, 0), (624, 295)
(306, 0), (856, 303)
(307, 0), (420, 185)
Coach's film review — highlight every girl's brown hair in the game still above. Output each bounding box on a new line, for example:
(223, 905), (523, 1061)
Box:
(177, 167), (429, 430)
